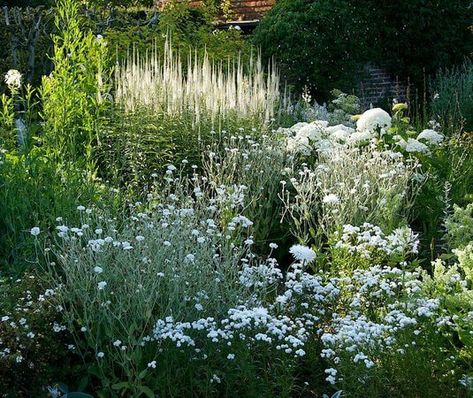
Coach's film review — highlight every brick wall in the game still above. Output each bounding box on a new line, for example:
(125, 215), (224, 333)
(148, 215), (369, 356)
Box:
(358, 64), (408, 107)
(157, 0), (275, 21)
(228, 0), (275, 21)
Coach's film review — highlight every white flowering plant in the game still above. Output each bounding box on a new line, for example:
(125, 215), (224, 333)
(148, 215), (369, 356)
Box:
(44, 168), (309, 396)
(0, 274), (76, 396)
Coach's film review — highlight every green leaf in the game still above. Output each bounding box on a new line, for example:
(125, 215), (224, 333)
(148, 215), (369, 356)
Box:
(138, 368), (148, 380)
(77, 376), (90, 392)
(137, 386), (155, 398)
(111, 382), (131, 390)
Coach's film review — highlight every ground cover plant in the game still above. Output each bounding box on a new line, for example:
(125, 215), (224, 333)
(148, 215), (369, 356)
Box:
(1, 0), (473, 397)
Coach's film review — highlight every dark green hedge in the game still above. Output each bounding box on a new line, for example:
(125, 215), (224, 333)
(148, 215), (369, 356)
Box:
(253, 0), (473, 99)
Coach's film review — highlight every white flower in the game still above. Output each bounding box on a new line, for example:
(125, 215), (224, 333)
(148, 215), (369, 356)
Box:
(286, 135), (311, 155)
(269, 243), (278, 249)
(405, 138), (430, 154)
(289, 244), (316, 264)
(30, 227), (40, 236)
(96, 351), (105, 358)
(97, 281), (107, 290)
(77, 205), (86, 211)
(4, 69), (22, 89)
(417, 129), (443, 145)
(148, 360), (157, 368)
(322, 194), (340, 205)
(348, 129), (373, 144)
(357, 108), (392, 133)
(227, 353), (235, 360)
(297, 122), (325, 142)
(93, 266), (103, 274)
(113, 340), (122, 347)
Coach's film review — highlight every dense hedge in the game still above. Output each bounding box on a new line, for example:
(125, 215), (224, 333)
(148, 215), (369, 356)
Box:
(253, 0), (473, 99)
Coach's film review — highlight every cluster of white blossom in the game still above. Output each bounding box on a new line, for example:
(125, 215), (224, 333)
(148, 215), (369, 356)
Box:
(4, 69), (22, 90)
(281, 106), (444, 157)
(0, 278), (68, 365)
(334, 223), (419, 259)
(319, 265), (441, 385)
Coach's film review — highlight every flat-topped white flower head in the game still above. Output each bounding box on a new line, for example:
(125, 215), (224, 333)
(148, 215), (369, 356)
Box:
(289, 244), (316, 264)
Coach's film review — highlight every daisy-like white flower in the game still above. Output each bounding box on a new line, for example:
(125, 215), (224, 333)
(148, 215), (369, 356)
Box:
(289, 244), (316, 264)
(93, 266), (103, 274)
(97, 281), (107, 290)
(30, 227), (40, 236)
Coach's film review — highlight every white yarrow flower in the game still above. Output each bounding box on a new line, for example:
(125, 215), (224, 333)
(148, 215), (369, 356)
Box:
(93, 266), (103, 274)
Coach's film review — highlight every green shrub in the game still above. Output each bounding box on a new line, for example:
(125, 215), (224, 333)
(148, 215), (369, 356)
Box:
(0, 149), (112, 275)
(253, 0), (372, 99)
(40, 0), (109, 169)
(253, 0), (473, 99)
(371, 1), (473, 85)
(0, 274), (77, 396)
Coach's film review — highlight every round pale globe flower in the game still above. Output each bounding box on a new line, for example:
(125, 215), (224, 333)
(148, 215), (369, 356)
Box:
(417, 129), (444, 145)
(405, 138), (430, 154)
(4, 69), (22, 89)
(289, 244), (316, 264)
(30, 227), (40, 236)
(356, 108), (392, 133)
